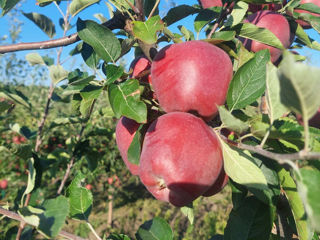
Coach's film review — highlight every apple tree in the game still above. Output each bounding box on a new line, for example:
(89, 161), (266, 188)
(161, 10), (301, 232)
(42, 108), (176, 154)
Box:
(0, 0), (320, 239)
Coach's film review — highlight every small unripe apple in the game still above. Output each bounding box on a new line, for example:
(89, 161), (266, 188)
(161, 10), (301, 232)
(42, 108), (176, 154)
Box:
(115, 116), (140, 175)
(198, 0), (222, 8)
(151, 40), (233, 121)
(241, 10), (291, 63)
(202, 168), (228, 197)
(0, 179), (8, 189)
(139, 112), (223, 207)
(295, 0), (320, 28)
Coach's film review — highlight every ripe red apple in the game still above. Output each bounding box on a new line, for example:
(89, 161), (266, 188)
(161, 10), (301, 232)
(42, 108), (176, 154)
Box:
(130, 56), (152, 84)
(202, 168), (228, 197)
(241, 10), (291, 63)
(198, 0), (222, 8)
(309, 109), (320, 128)
(295, 0), (320, 28)
(139, 112), (223, 207)
(115, 116), (140, 175)
(151, 40), (233, 121)
(85, 184), (93, 190)
(248, 0), (286, 13)
(0, 179), (8, 189)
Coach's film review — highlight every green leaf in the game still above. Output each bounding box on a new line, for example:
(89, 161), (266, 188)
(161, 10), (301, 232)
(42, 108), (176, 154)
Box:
(206, 31), (236, 43)
(278, 51), (320, 120)
(265, 62), (289, 123)
(181, 204), (194, 225)
(80, 84), (102, 100)
(11, 144), (33, 160)
(235, 22), (285, 50)
(194, 8), (219, 33)
(18, 206), (44, 227)
(19, 196), (69, 238)
(49, 65), (69, 84)
(278, 168), (310, 240)
(227, 49), (270, 110)
(107, 233), (131, 240)
(163, 5), (200, 26)
(294, 21), (320, 51)
(225, 1), (248, 27)
(296, 3), (320, 14)
(0, 101), (12, 113)
(132, 16), (164, 44)
(136, 217), (173, 240)
(22, 158), (36, 202)
(23, 12), (56, 38)
(103, 64), (125, 85)
(69, 0), (99, 17)
(0, 0), (20, 16)
(66, 172), (93, 220)
(25, 53), (46, 66)
(81, 42), (100, 69)
(296, 168), (320, 232)
(127, 124), (144, 165)
(108, 79), (147, 123)
(218, 106), (249, 134)
(77, 19), (121, 63)
(38, 196), (69, 238)
(63, 75), (95, 95)
(218, 137), (268, 190)
(224, 196), (274, 240)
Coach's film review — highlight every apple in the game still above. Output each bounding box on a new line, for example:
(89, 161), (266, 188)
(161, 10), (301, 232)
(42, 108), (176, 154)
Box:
(85, 184), (93, 190)
(0, 179), (8, 189)
(130, 56), (152, 84)
(240, 10), (291, 63)
(309, 109), (320, 128)
(248, 0), (286, 13)
(151, 40), (233, 121)
(139, 112), (223, 207)
(202, 168), (228, 197)
(198, 0), (222, 8)
(115, 116), (140, 175)
(295, 0), (320, 28)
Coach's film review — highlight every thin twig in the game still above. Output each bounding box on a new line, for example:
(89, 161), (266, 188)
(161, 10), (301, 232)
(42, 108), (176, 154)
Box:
(87, 222), (102, 240)
(57, 100), (96, 195)
(207, 3), (231, 39)
(135, 0), (145, 21)
(147, 0), (160, 19)
(0, 14), (128, 54)
(0, 207), (87, 240)
(124, 0), (140, 15)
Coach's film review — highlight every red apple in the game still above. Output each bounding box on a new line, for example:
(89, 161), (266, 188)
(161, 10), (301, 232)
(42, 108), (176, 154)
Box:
(198, 0), (223, 8)
(202, 168), (228, 197)
(295, 0), (320, 28)
(85, 184), (93, 190)
(248, 0), (286, 13)
(151, 40), (233, 121)
(115, 116), (140, 175)
(0, 179), (8, 189)
(130, 56), (152, 84)
(139, 112), (223, 207)
(309, 109), (320, 128)
(107, 177), (114, 185)
(241, 11), (291, 63)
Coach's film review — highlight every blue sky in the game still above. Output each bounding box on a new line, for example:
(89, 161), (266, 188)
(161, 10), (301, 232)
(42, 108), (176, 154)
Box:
(0, 0), (319, 84)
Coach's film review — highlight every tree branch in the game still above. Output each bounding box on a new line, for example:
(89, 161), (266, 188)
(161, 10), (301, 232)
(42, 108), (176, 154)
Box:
(0, 13), (128, 54)
(0, 207), (87, 240)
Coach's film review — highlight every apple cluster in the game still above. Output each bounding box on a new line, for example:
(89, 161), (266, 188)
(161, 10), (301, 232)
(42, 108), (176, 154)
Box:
(116, 41), (232, 207)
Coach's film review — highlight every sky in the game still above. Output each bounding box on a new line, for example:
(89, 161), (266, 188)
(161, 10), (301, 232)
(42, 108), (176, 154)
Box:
(0, 0), (319, 84)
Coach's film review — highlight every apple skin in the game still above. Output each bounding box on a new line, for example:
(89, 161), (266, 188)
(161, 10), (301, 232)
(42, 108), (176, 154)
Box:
(139, 112), (223, 207)
(295, 0), (320, 28)
(151, 40), (233, 121)
(202, 168), (228, 197)
(0, 179), (8, 189)
(198, 0), (222, 8)
(241, 11), (291, 63)
(130, 56), (152, 84)
(309, 109), (320, 128)
(248, 0), (286, 13)
(85, 184), (93, 190)
(115, 116), (140, 175)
